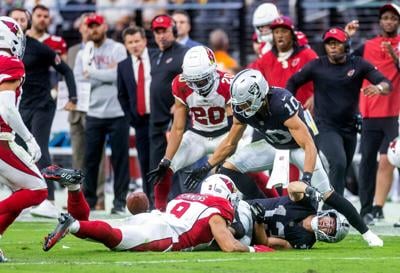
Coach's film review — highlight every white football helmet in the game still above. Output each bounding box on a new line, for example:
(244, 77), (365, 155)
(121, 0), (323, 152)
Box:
(200, 174), (238, 204)
(230, 69), (269, 118)
(252, 3), (280, 43)
(182, 46), (219, 97)
(0, 16), (25, 59)
(311, 210), (350, 243)
(388, 136), (400, 167)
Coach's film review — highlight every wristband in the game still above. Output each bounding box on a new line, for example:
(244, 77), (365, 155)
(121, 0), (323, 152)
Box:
(301, 172), (313, 184)
(248, 246), (255, 253)
(376, 84), (384, 93)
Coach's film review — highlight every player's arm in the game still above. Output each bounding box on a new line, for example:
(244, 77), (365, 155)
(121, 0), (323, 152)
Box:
(209, 215), (250, 252)
(267, 237), (292, 249)
(208, 117), (247, 167)
(164, 98), (188, 160)
(284, 113), (317, 176)
(286, 61), (314, 96)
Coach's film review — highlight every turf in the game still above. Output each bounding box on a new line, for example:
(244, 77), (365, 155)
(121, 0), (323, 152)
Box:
(1, 222), (400, 273)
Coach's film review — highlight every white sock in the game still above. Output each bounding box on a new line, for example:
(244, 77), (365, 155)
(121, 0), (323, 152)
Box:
(69, 220), (80, 233)
(67, 184), (81, 191)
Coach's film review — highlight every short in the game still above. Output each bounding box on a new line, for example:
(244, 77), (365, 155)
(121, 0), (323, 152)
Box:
(0, 134), (46, 191)
(227, 139), (332, 194)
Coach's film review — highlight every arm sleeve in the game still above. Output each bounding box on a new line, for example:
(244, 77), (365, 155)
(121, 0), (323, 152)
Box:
(0, 91), (32, 141)
(53, 59), (77, 101)
(286, 62), (314, 96)
(352, 44), (364, 57)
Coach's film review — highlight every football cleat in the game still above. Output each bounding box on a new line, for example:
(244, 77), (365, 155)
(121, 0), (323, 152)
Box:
(362, 230), (383, 247)
(43, 213), (75, 251)
(0, 249), (7, 263)
(41, 165), (84, 186)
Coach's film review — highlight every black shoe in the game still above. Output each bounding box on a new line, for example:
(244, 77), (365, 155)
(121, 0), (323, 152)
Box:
(394, 221), (400, 228)
(41, 165), (84, 186)
(371, 206), (384, 220)
(363, 213), (375, 226)
(110, 207), (126, 216)
(43, 213), (75, 251)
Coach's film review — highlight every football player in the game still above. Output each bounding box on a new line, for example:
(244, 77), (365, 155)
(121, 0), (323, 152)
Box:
(184, 69), (383, 247)
(42, 169), (273, 253)
(0, 16), (48, 262)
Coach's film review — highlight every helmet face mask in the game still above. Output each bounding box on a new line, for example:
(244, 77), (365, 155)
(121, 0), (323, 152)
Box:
(388, 137), (400, 167)
(230, 69), (269, 118)
(0, 16), (25, 59)
(182, 46), (218, 97)
(311, 210), (350, 243)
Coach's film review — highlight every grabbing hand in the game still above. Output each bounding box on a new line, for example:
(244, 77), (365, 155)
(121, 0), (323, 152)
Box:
(184, 162), (212, 191)
(147, 158), (171, 185)
(25, 136), (41, 163)
(250, 202), (266, 224)
(305, 185), (323, 202)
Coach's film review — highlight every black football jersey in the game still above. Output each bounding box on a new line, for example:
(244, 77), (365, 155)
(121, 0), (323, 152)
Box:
(233, 87), (311, 149)
(248, 196), (318, 249)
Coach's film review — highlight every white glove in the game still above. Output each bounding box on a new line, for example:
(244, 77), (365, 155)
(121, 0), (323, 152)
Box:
(25, 136), (41, 163)
(82, 41), (95, 72)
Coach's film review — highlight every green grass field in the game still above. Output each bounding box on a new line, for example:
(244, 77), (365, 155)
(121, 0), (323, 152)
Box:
(1, 222), (400, 273)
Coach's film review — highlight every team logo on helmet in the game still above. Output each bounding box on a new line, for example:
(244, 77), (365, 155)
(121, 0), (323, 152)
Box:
(2, 20), (19, 35)
(205, 47), (216, 64)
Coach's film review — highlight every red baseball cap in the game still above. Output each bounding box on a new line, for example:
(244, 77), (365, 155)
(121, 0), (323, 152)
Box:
(151, 15), (174, 30)
(323, 27), (347, 43)
(379, 3), (400, 18)
(270, 16), (295, 31)
(84, 14), (105, 26)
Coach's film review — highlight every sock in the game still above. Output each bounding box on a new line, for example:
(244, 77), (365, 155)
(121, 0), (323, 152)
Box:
(0, 189), (47, 215)
(69, 220), (80, 233)
(324, 191), (368, 234)
(67, 184), (81, 192)
(154, 168), (173, 211)
(75, 220), (122, 249)
(68, 190), (90, 220)
(289, 164), (300, 181)
(0, 212), (19, 234)
(247, 172), (279, 198)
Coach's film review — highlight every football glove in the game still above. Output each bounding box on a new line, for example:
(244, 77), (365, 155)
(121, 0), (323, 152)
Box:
(184, 162), (212, 191)
(250, 202), (266, 224)
(305, 185), (323, 202)
(25, 136), (41, 163)
(147, 158), (171, 185)
(249, 245), (275, 252)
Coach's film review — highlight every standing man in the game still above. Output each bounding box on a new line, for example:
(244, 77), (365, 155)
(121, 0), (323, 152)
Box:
(118, 26), (153, 206)
(74, 13), (130, 214)
(184, 69), (383, 247)
(354, 3), (400, 223)
(286, 27), (391, 208)
(148, 14), (187, 184)
(172, 10), (201, 48)
(9, 8), (77, 219)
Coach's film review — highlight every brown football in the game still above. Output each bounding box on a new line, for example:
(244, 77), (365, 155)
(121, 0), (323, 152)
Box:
(126, 191), (150, 215)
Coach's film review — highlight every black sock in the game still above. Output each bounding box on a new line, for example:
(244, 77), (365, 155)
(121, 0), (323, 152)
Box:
(218, 166), (264, 199)
(324, 191), (368, 234)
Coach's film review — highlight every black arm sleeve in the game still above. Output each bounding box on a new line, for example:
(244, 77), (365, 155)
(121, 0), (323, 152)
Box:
(117, 63), (131, 120)
(286, 61), (314, 96)
(52, 60), (77, 102)
(352, 44), (364, 57)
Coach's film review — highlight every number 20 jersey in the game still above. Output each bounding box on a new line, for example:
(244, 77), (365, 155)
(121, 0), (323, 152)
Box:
(172, 71), (233, 136)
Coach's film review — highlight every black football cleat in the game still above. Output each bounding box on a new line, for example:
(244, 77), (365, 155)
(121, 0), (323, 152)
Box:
(43, 213), (75, 251)
(41, 165), (84, 186)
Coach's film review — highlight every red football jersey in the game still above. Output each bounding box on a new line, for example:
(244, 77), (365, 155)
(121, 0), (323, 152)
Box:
(39, 33), (67, 55)
(172, 70), (233, 133)
(0, 55), (25, 133)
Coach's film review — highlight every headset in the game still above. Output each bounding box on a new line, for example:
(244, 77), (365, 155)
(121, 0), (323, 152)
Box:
(322, 27), (350, 53)
(151, 14), (178, 38)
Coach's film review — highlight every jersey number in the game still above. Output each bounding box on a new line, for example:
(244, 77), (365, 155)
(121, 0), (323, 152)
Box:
(170, 202), (190, 218)
(191, 107), (225, 125)
(283, 97), (300, 116)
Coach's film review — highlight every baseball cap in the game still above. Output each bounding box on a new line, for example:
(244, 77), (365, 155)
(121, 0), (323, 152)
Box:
(379, 3), (400, 18)
(151, 15), (174, 30)
(323, 27), (348, 43)
(84, 14), (105, 26)
(270, 16), (295, 31)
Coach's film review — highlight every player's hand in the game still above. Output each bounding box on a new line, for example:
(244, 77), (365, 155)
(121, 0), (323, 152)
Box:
(305, 186), (323, 202)
(184, 162), (212, 191)
(25, 136), (41, 163)
(250, 202), (265, 224)
(147, 158), (171, 185)
(249, 245), (275, 252)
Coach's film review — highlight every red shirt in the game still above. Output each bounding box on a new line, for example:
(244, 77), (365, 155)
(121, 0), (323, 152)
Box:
(253, 46), (318, 106)
(39, 33), (67, 55)
(0, 55), (25, 133)
(360, 35), (400, 118)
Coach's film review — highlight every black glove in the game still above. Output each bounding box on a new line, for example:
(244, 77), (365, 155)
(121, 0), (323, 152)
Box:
(184, 162), (212, 191)
(250, 202), (265, 224)
(147, 158), (171, 185)
(305, 186), (323, 202)
(301, 172), (313, 185)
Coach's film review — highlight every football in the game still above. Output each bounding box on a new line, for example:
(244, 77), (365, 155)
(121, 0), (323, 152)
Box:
(126, 191), (150, 215)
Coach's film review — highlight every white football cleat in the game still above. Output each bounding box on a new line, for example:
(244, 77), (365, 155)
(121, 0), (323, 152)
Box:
(30, 200), (60, 219)
(362, 230), (383, 247)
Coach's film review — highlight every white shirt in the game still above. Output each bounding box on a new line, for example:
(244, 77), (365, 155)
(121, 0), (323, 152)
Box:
(132, 47), (151, 114)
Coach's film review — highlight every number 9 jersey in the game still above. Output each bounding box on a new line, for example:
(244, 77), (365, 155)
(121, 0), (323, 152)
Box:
(172, 70), (233, 137)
